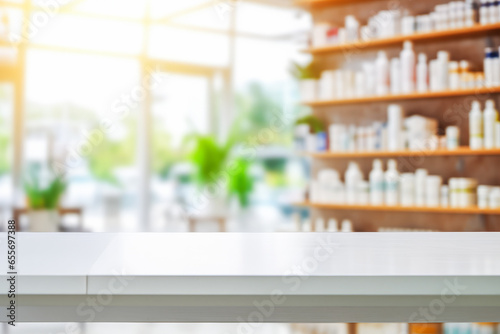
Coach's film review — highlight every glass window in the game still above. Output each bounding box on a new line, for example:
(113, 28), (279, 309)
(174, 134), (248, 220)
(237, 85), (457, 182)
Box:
(170, 6), (231, 31)
(234, 36), (305, 88)
(149, 26), (229, 67)
(0, 7), (22, 63)
(0, 83), (14, 218)
(149, 72), (212, 230)
(32, 0), (148, 20)
(24, 49), (141, 231)
(149, 0), (211, 20)
(235, 2), (311, 36)
(28, 13), (143, 55)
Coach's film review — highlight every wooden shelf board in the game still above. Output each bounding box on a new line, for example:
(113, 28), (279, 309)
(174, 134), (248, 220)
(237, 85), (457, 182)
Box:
(306, 147), (500, 158)
(294, 202), (500, 214)
(304, 23), (500, 54)
(302, 86), (500, 106)
(294, 0), (374, 7)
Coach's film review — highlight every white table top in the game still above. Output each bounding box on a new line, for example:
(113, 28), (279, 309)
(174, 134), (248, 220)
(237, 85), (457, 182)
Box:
(2, 232), (500, 323)
(11, 232), (500, 276)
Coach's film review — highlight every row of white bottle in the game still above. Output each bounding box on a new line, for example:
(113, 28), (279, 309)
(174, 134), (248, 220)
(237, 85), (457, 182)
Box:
(291, 323), (349, 334)
(310, 160), (497, 208)
(310, 160), (402, 206)
(293, 322), (498, 334)
(389, 45), (483, 94)
(311, 42), (484, 102)
(469, 99), (500, 149)
(431, 1), (476, 30)
(329, 104), (441, 152)
(445, 322), (499, 334)
(479, 0), (500, 24)
(311, 1), (478, 48)
(291, 213), (353, 232)
(300, 100), (497, 154)
(378, 227), (438, 232)
(328, 123), (384, 152)
(477, 184), (500, 208)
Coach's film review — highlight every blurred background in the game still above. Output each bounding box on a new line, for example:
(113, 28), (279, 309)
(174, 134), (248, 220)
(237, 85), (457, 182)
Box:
(0, 0), (313, 233)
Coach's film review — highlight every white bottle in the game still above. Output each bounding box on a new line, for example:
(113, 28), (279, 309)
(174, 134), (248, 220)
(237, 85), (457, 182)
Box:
(496, 121), (500, 147)
(327, 218), (338, 232)
(469, 100), (484, 149)
(358, 180), (370, 204)
(489, 0), (498, 23)
(355, 71), (365, 97)
(448, 61), (460, 91)
(345, 15), (359, 42)
(478, 185), (491, 208)
(363, 62), (376, 96)
(400, 173), (415, 206)
(493, 52), (500, 86)
(369, 159), (385, 206)
(440, 185), (449, 207)
(425, 175), (442, 207)
(429, 59), (439, 91)
(446, 126), (460, 149)
(315, 217), (325, 232)
(375, 51), (390, 96)
(465, 0), (475, 26)
(390, 57), (401, 95)
(345, 162), (363, 205)
(384, 159), (400, 206)
(448, 2), (457, 29)
(480, 0), (489, 24)
(415, 168), (428, 206)
(456, 2), (465, 27)
(497, 1), (500, 24)
(484, 47), (494, 88)
(400, 41), (416, 94)
(437, 51), (449, 90)
(387, 104), (404, 151)
(416, 53), (428, 93)
(489, 187), (500, 208)
(483, 99), (499, 149)
(341, 219), (353, 232)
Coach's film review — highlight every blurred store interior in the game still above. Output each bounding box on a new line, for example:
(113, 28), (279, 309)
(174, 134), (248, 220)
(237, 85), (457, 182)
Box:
(0, 0), (312, 234)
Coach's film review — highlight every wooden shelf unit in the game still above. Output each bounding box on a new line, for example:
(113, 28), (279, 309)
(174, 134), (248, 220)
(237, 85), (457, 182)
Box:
(304, 23), (500, 55)
(297, 0), (500, 238)
(302, 86), (500, 106)
(295, 202), (500, 215)
(306, 147), (500, 158)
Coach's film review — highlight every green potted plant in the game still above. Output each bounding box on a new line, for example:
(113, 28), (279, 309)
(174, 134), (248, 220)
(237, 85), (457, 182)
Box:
(290, 61), (320, 102)
(187, 134), (233, 215)
(186, 131), (257, 214)
(228, 158), (254, 209)
(24, 167), (66, 232)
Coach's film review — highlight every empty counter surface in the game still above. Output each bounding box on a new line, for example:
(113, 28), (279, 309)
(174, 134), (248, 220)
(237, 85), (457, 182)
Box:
(1, 232), (499, 322)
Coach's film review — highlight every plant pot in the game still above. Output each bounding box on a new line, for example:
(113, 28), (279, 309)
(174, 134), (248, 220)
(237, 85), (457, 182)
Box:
(28, 210), (59, 232)
(230, 201), (254, 232)
(299, 79), (317, 102)
(188, 188), (228, 218)
(202, 194), (227, 216)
